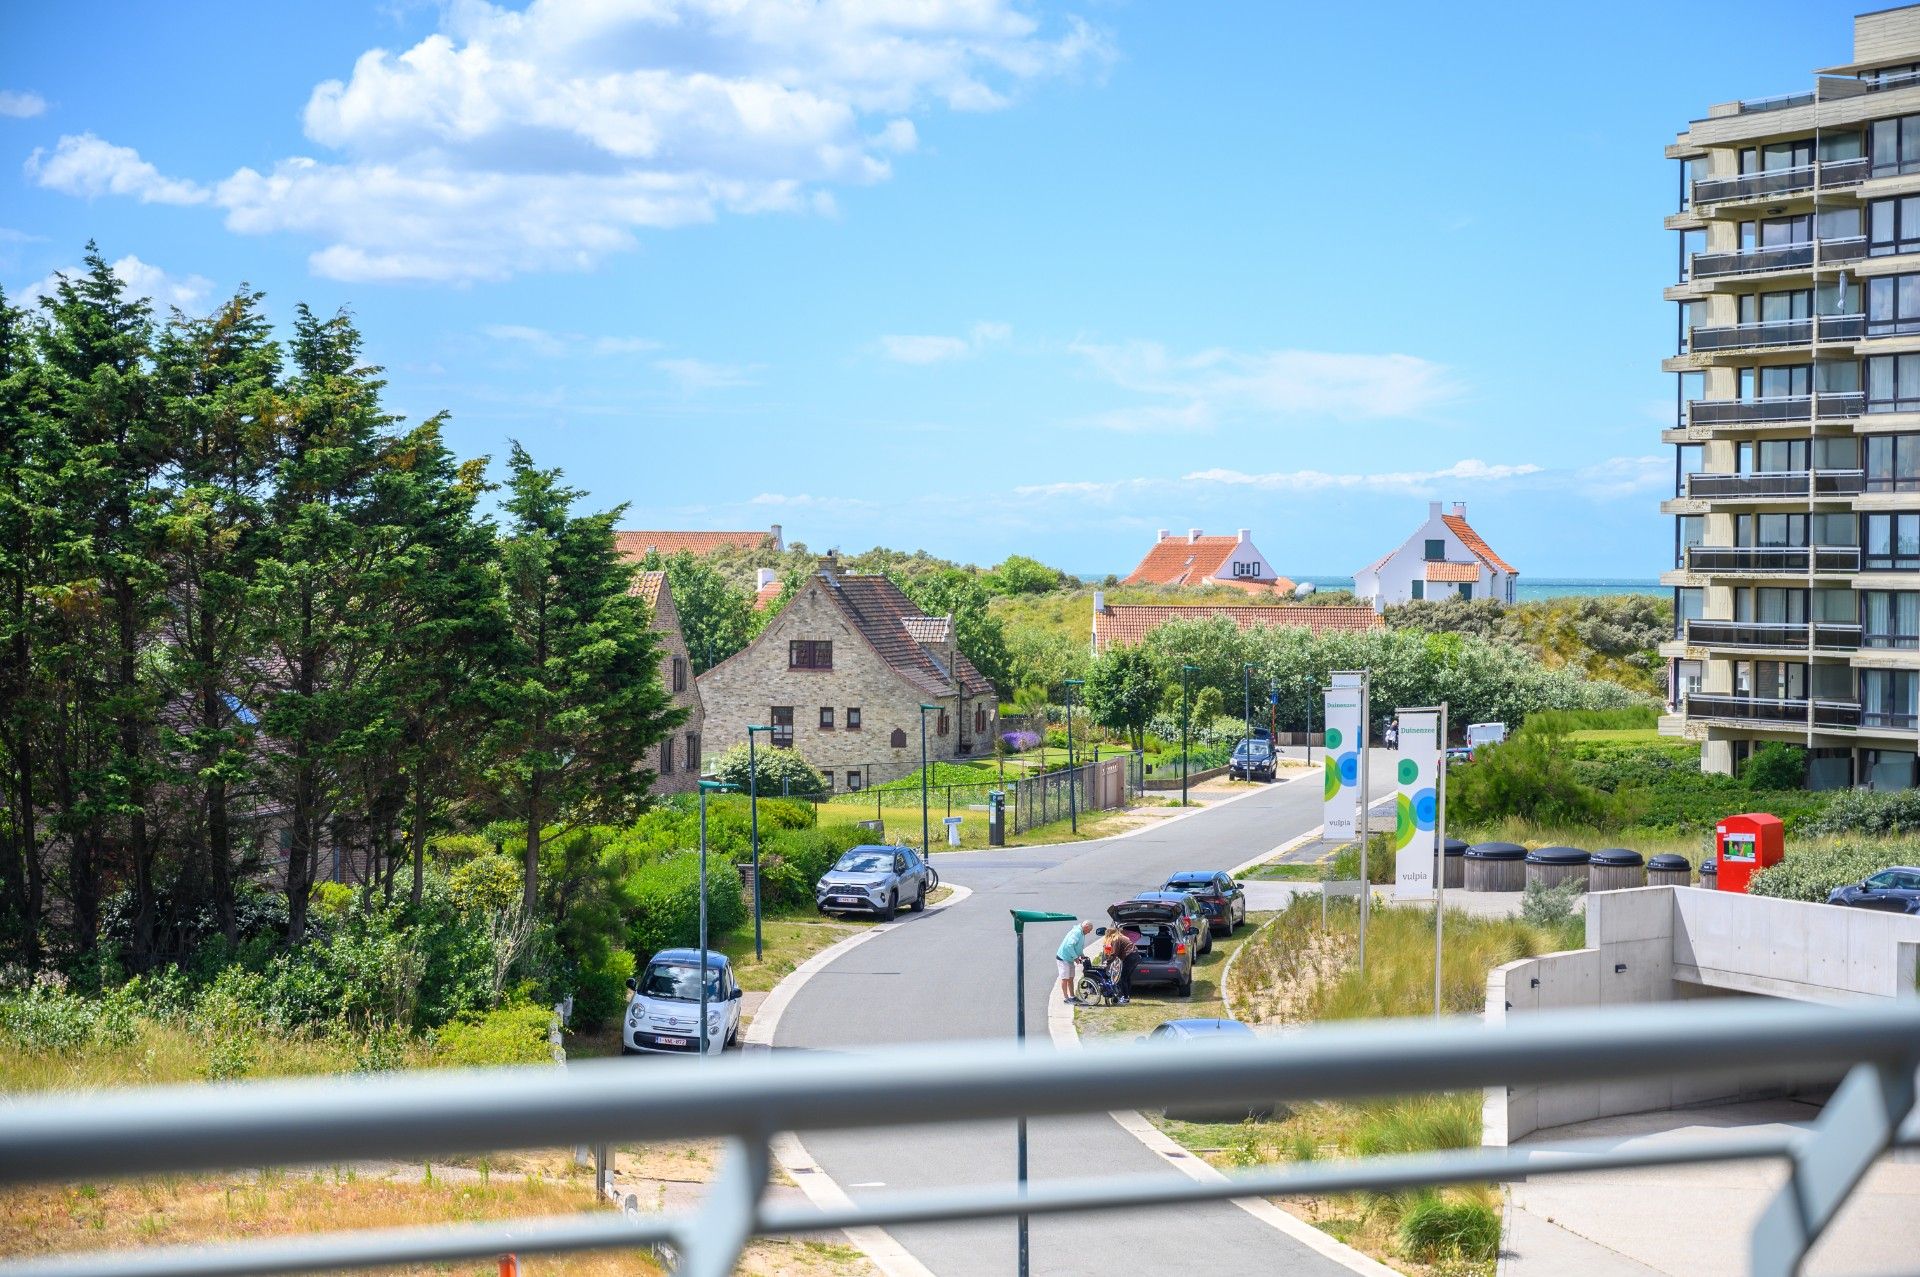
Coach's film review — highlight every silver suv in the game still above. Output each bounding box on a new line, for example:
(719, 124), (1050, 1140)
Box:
(815, 844), (936, 920)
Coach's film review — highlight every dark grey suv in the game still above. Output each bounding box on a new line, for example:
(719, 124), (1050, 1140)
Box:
(815, 844), (936, 920)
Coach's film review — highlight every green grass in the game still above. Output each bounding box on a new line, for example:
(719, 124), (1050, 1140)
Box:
(812, 796), (1136, 849)
(1074, 912), (1274, 1044)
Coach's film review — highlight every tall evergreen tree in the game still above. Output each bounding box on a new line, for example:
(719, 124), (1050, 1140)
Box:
(489, 443), (680, 915)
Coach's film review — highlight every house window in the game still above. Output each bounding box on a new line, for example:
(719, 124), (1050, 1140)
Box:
(1410, 580), (1425, 601)
(771, 706), (794, 748)
(847, 770), (864, 792)
(671, 655), (687, 692)
(1231, 560), (1260, 578)
(1866, 435), (1920, 491)
(1869, 195), (1920, 256)
(1862, 591), (1920, 648)
(1868, 275), (1920, 336)
(1423, 539), (1444, 561)
(788, 639), (833, 670)
(661, 736), (675, 774)
(1863, 512), (1920, 570)
(819, 707), (834, 730)
(974, 706), (986, 733)
(890, 728), (907, 748)
(1459, 583), (1473, 602)
(846, 707), (862, 731)
(685, 731), (700, 772)
(1871, 114), (1920, 177)
(821, 771), (835, 792)
(936, 710), (950, 737)
(1867, 353), (1920, 412)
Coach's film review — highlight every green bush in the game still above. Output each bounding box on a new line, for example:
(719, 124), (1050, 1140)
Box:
(708, 742), (825, 797)
(1448, 719), (1608, 828)
(756, 826), (869, 907)
(0, 980), (104, 1051)
(434, 1002), (556, 1068)
(1743, 742), (1807, 790)
(1803, 789), (1920, 838)
(1396, 1190), (1501, 1262)
(627, 852), (746, 954)
(1749, 842), (1916, 902)
(1324, 835), (1395, 884)
(1521, 879), (1585, 943)
(1523, 706), (1659, 734)
(571, 949), (634, 1031)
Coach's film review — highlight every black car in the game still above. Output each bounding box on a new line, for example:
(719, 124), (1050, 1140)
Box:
(1108, 895), (1207, 995)
(1827, 865), (1920, 912)
(1162, 871), (1248, 937)
(1228, 738), (1275, 782)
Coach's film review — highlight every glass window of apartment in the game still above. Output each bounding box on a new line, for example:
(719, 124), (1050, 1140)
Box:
(1862, 669), (1919, 729)
(1735, 660), (1806, 700)
(1869, 196), (1920, 255)
(1821, 130), (1865, 161)
(1678, 514), (1704, 552)
(1871, 115), (1920, 175)
(1868, 275), (1920, 335)
(1866, 435), (1920, 490)
(1738, 438), (1808, 472)
(1674, 659), (1703, 698)
(1812, 587), (1854, 623)
(1864, 512), (1920, 569)
(1862, 591), (1920, 648)
(1814, 436), (1861, 469)
(1735, 512), (1806, 546)
(1817, 360), (1861, 395)
(1817, 207), (1863, 241)
(1676, 587), (1704, 631)
(1862, 748), (1918, 791)
(1816, 276), (1862, 315)
(1813, 512), (1857, 547)
(1867, 353), (1920, 411)
(1741, 289), (1810, 324)
(1755, 587), (1807, 624)
(1758, 365), (1811, 398)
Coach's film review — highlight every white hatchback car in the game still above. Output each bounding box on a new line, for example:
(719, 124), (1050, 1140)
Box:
(622, 949), (742, 1055)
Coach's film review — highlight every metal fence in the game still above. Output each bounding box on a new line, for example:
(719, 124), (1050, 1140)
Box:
(816, 753), (1144, 837)
(2, 999), (1916, 1277)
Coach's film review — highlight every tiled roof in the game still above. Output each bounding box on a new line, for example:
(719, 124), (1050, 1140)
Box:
(827, 575), (997, 699)
(753, 579), (783, 610)
(1094, 604), (1382, 649)
(1122, 536), (1294, 593)
(629, 569), (667, 608)
(1442, 514), (1515, 576)
(613, 529), (774, 560)
(1424, 561), (1480, 583)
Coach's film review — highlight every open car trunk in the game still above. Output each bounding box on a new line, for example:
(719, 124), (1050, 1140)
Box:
(1121, 922), (1177, 962)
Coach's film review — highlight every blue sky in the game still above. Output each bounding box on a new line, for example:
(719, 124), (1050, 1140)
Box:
(0, 0), (1867, 578)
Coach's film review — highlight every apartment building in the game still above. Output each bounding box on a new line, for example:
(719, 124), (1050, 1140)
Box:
(1661, 4), (1920, 788)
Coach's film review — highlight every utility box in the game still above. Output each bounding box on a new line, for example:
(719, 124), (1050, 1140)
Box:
(1713, 812), (1784, 893)
(988, 791), (1006, 846)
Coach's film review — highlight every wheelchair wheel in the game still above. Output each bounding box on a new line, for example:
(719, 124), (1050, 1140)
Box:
(1076, 976), (1103, 1005)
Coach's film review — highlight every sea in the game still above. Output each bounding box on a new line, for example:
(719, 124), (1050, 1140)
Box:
(1301, 576), (1663, 601)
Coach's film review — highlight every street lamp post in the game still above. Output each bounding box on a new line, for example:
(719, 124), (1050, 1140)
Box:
(1009, 907), (1076, 1277)
(1179, 663), (1199, 807)
(918, 703), (939, 859)
(746, 725), (773, 962)
(696, 778), (739, 1057)
(1063, 678), (1083, 833)
(1242, 663), (1254, 754)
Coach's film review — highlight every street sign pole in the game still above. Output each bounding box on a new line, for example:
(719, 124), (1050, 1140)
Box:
(1435, 701), (1449, 1018)
(1009, 908), (1075, 1277)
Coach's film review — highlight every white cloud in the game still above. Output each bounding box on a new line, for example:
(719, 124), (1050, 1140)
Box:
(482, 323), (661, 357)
(1185, 459), (1543, 493)
(654, 356), (756, 392)
(0, 90), (47, 119)
(1575, 455), (1670, 500)
(19, 254), (213, 311)
(877, 320), (1011, 364)
(25, 133), (207, 205)
(34, 1), (1111, 283)
(1069, 339), (1461, 428)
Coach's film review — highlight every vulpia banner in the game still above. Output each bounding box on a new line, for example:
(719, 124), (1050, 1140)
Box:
(1393, 710), (1440, 900)
(1322, 683), (1363, 842)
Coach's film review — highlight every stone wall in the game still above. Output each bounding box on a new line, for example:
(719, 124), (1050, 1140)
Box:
(645, 580), (705, 796)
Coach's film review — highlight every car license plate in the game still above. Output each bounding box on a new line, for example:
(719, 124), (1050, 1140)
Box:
(834, 895), (860, 904)
(655, 1035), (687, 1047)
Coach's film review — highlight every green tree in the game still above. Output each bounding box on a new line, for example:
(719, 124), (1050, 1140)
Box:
(644, 549), (754, 674)
(708, 742), (826, 797)
(985, 554), (1070, 595)
(899, 568), (1012, 692)
(1083, 645), (1159, 749)
(488, 443), (682, 916)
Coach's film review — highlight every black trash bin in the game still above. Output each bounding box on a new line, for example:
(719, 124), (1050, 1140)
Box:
(1441, 837), (1468, 890)
(1646, 853), (1692, 887)
(1699, 855), (1718, 890)
(1589, 848), (1646, 891)
(1464, 842), (1526, 892)
(1524, 845), (1591, 889)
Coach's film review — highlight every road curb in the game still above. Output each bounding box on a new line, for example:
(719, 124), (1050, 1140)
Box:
(1049, 967), (1399, 1277)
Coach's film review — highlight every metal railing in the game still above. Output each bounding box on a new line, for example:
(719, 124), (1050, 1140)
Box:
(1685, 314), (1865, 352)
(1687, 393), (1864, 425)
(1685, 545), (1861, 574)
(818, 753), (1145, 837)
(1683, 621), (1864, 651)
(1686, 156), (1866, 207)
(1685, 469), (1865, 499)
(2, 1000), (1917, 1277)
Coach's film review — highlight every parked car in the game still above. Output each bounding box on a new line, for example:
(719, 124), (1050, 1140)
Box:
(1145, 1019), (1275, 1121)
(815, 844), (933, 919)
(1826, 866), (1920, 912)
(1228, 738), (1275, 782)
(1466, 721), (1508, 750)
(622, 949), (742, 1055)
(1162, 871), (1248, 937)
(1107, 896), (1205, 996)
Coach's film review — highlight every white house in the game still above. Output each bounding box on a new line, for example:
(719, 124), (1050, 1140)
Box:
(1121, 528), (1294, 595)
(1353, 501), (1517, 611)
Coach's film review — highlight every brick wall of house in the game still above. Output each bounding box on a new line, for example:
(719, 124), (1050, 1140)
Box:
(647, 581), (706, 796)
(697, 577), (986, 790)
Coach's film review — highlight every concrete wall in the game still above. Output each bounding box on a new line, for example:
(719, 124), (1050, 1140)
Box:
(1484, 887), (1920, 1145)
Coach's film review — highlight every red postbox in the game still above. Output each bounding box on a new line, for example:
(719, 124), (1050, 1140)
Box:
(1713, 812), (1783, 893)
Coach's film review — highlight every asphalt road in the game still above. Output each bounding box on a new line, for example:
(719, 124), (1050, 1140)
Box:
(774, 759), (1394, 1277)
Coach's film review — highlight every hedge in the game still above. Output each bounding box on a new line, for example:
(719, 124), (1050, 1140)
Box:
(1800, 789), (1920, 838)
(433, 1002), (556, 1067)
(627, 852), (745, 954)
(1749, 842), (1916, 903)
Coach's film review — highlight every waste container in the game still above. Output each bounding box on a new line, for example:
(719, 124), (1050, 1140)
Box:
(1464, 842), (1526, 892)
(1643, 856), (1689, 887)
(1646, 853), (1691, 887)
(1713, 812), (1783, 893)
(1441, 838), (1468, 890)
(987, 791), (1006, 847)
(1699, 856), (1717, 890)
(1524, 846), (1590, 889)
(943, 815), (963, 847)
(1589, 848), (1646, 891)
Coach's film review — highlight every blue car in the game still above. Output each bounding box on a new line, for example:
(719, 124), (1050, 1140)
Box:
(1826, 866), (1920, 912)
(1147, 1019), (1274, 1121)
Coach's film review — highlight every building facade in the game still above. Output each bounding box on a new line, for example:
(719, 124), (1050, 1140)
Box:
(1353, 501), (1517, 611)
(1121, 528), (1294, 594)
(697, 565), (999, 791)
(631, 571), (705, 795)
(1661, 4), (1920, 788)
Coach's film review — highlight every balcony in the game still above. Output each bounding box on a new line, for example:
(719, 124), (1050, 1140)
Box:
(1681, 620), (1864, 650)
(1683, 693), (1864, 729)
(1685, 469), (1865, 499)
(1685, 313), (1867, 353)
(1684, 545), (1861, 574)
(1690, 238), (1866, 281)
(1686, 393), (1864, 426)
(1864, 707), (1920, 730)
(1687, 157), (1865, 206)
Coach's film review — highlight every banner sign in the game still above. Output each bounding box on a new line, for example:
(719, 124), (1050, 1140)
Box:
(1322, 680), (1364, 842)
(1392, 710), (1440, 899)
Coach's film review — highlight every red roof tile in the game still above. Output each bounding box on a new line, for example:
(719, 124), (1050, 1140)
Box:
(1442, 514), (1515, 576)
(1424, 561), (1480, 583)
(826, 574), (998, 699)
(613, 529), (775, 561)
(1094, 604), (1381, 649)
(629, 569), (667, 608)
(753, 580), (783, 610)
(1122, 536), (1294, 593)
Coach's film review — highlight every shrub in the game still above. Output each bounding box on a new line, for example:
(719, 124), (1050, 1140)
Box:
(1802, 789), (1920, 838)
(1749, 842), (1916, 902)
(1448, 719), (1608, 828)
(627, 853), (746, 954)
(1351, 1094), (1480, 1156)
(708, 743), (825, 797)
(763, 825), (867, 895)
(434, 1002), (556, 1068)
(1743, 742), (1807, 790)
(0, 979), (103, 1051)
(1324, 835), (1394, 884)
(449, 854), (522, 914)
(1520, 878), (1584, 931)
(1396, 1190), (1500, 1262)
(571, 949), (635, 1031)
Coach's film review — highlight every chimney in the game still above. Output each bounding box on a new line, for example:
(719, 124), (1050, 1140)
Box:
(769, 523), (783, 549)
(1157, 529), (1170, 541)
(817, 552), (838, 586)
(756, 567), (777, 590)
(1187, 528), (1203, 543)
(1428, 501), (1443, 519)
(1236, 528), (1251, 544)
(1093, 589), (1107, 614)
(1451, 502), (1467, 518)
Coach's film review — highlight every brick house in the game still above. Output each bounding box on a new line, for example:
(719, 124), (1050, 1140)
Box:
(631, 570), (705, 796)
(1090, 592), (1382, 653)
(697, 564), (1000, 791)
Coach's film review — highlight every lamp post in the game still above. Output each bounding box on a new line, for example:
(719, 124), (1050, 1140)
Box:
(746, 725), (773, 962)
(1242, 663), (1254, 751)
(1009, 907), (1076, 1277)
(696, 778), (739, 1057)
(918, 703), (939, 859)
(1063, 678), (1083, 832)
(1180, 663), (1199, 806)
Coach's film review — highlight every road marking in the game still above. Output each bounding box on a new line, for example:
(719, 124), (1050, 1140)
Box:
(850, 1181), (887, 1187)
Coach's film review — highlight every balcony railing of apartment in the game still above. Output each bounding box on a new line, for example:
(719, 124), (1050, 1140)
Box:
(1690, 237), (1866, 280)
(1685, 545), (1862, 573)
(1687, 393), (1865, 425)
(1863, 707), (1920, 730)
(1685, 469), (1866, 499)
(1683, 693), (1864, 729)
(1679, 620), (1861, 649)
(3, 1000), (1918, 1277)
(1689, 158), (1868, 206)
(1731, 88), (1818, 114)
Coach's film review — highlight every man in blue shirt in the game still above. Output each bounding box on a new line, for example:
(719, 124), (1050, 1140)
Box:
(1056, 920), (1093, 1003)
